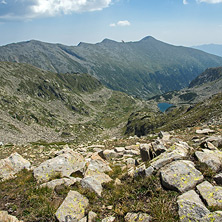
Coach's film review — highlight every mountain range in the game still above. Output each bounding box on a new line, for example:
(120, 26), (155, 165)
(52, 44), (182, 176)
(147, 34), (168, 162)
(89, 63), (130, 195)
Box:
(1, 36), (222, 98)
(193, 44), (222, 57)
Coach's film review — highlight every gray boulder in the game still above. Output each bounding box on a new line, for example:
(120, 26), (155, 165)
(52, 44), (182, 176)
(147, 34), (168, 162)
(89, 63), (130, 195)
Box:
(33, 151), (85, 183)
(214, 173), (222, 185)
(81, 177), (103, 196)
(195, 149), (222, 172)
(200, 211), (222, 222)
(177, 190), (210, 222)
(160, 160), (203, 192)
(55, 190), (89, 222)
(197, 181), (222, 208)
(0, 152), (31, 181)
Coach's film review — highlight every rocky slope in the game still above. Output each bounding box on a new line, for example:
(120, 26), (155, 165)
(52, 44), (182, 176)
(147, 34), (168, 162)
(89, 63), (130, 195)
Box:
(0, 62), (145, 145)
(1, 37), (222, 98)
(0, 125), (222, 221)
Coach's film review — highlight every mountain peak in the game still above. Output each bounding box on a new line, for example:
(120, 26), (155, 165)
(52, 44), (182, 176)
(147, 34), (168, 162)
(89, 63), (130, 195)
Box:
(101, 38), (118, 44)
(140, 36), (156, 41)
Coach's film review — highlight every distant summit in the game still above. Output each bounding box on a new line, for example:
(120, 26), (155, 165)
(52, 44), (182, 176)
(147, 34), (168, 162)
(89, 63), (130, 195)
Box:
(192, 44), (222, 57)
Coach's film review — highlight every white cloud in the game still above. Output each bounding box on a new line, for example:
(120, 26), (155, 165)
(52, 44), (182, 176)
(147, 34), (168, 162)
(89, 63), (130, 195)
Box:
(117, 20), (131, 26)
(197, 0), (222, 3)
(110, 20), (131, 27)
(0, 0), (112, 20)
(183, 0), (188, 4)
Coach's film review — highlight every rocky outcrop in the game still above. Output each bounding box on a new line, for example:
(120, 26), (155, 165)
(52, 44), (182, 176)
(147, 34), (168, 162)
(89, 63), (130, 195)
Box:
(0, 152), (31, 181)
(55, 190), (89, 222)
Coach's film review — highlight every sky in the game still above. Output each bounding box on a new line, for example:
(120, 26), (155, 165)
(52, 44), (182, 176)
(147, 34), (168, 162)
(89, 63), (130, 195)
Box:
(0, 0), (222, 46)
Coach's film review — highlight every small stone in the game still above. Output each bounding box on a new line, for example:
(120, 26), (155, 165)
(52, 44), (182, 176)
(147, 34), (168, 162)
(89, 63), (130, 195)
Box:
(145, 166), (154, 177)
(114, 178), (122, 186)
(114, 147), (125, 153)
(196, 129), (215, 134)
(101, 216), (115, 222)
(125, 212), (152, 222)
(88, 211), (97, 222)
(107, 205), (113, 210)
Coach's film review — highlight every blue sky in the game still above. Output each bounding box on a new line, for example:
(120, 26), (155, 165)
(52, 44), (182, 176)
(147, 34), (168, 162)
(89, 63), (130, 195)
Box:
(0, 0), (222, 46)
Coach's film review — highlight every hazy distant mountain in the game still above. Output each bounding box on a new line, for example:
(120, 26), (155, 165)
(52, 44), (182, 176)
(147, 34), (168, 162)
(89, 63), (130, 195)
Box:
(1, 36), (222, 98)
(192, 44), (222, 57)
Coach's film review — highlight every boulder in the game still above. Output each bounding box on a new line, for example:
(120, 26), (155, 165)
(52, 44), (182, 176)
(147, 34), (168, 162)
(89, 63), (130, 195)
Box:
(40, 177), (81, 189)
(124, 212), (152, 221)
(177, 190), (210, 222)
(140, 143), (152, 161)
(99, 149), (122, 160)
(195, 149), (222, 172)
(0, 211), (23, 222)
(81, 177), (103, 196)
(214, 173), (222, 185)
(33, 151), (85, 183)
(0, 152), (31, 181)
(160, 160), (203, 192)
(85, 159), (112, 176)
(55, 190), (89, 222)
(151, 140), (167, 156)
(197, 181), (222, 208)
(150, 142), (189, 170)
(125, 158), (137, 168)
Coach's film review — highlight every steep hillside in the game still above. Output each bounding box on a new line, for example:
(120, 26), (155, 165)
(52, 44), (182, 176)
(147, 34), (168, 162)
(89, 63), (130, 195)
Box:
(0, 62), (144, 144)
(1, 37), (222, 98)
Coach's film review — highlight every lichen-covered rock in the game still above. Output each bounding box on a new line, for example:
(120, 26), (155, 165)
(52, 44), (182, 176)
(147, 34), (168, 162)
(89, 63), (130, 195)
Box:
(158, 131), (171, 140)
(0, 152), (31, 181)
(197, 181), (222, 208)
(177, 190), (210, 222)
(195, 149), (222, 172)
(99, 149), (122, 160)
(150, 142), (189, 170)
(102, 216), (115, 222)
(0, 211), (23, 222)
(33, 151), (85, 183)
(160, 160), (203, 192)
(85, 159), (112, 176)
(200, 211), (222, 222)
(40, 177), (81, 189)
(55, 190), (89, 222)
(124, 212), (152, 221)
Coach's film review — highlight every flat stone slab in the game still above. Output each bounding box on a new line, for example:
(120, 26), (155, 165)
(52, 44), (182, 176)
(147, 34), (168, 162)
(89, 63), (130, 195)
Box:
(160, 160), (203, 192)
(81, 177), (103, 196)
(125, 212), (152, 221)
(33, 151), (85, 183)
(55, 190), (89, 222)
(150, 142), (189, 170)
(0, 152), (31, 181)
(177, 190), (210, 222)
(197, 181), (222, 208)
(196, 129), (215, 134)
(195, 149), (222, 172)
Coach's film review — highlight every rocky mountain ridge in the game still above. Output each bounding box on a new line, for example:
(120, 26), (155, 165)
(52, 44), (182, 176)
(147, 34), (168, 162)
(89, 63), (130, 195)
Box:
(1, 37), (222, 98)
